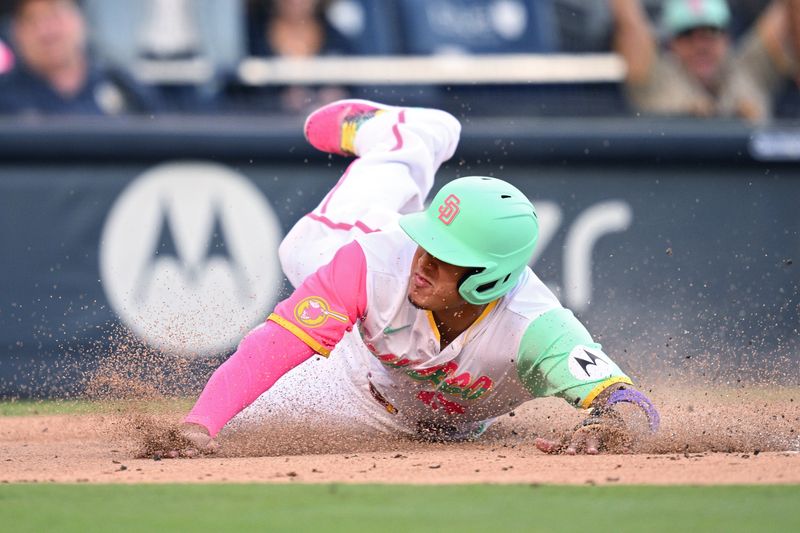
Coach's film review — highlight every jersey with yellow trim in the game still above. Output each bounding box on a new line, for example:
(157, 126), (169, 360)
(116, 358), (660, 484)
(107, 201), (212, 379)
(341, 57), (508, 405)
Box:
(348, 229), (631, 430)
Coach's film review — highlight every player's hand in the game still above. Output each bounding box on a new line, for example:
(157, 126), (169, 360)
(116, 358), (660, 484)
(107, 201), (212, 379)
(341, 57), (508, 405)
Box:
(534, 408), (632, 455)
(172, 423), (219, 458)
(142, 423), (219, 459)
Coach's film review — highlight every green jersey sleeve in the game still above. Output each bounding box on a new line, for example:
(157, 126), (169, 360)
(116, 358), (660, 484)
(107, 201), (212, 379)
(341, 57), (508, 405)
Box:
(516, 307), (632, 409)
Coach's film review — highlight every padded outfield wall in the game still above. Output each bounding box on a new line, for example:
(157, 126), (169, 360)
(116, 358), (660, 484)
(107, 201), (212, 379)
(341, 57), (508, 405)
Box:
(0, 117), (798, 397)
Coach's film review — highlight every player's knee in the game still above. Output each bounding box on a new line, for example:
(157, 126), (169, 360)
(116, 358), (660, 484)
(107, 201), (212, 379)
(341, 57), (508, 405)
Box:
(278, 228), (303, 282)
(417, 108), (461, 160)
(423, 108), (461, 140)
(435, 109), (462, 139)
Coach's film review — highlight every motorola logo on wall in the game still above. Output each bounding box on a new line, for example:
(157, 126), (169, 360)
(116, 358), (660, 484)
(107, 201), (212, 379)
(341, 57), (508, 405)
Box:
(100, 162), (283, 356)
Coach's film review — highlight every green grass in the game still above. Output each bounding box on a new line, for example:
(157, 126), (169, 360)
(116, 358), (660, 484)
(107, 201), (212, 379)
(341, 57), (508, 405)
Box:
(0, 484), (797, 532)
(0, 399), (98, 416)
(0, 398), (194, 417)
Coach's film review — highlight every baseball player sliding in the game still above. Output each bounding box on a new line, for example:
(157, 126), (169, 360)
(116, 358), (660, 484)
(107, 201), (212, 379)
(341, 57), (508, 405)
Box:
(166, 99), (660, 456)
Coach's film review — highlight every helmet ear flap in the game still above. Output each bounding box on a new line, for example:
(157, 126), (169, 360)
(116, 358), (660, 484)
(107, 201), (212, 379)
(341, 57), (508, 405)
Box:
(459, 264), (527, 305)
(457, 267), (484, 291)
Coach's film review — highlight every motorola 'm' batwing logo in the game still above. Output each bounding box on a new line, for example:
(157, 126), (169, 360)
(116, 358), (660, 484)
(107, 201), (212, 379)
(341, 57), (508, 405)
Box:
(567, 345), (614, 381)
(99, 162), (283, 356)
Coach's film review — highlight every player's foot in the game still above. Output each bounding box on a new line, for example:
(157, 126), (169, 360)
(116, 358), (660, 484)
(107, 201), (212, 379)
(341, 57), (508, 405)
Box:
(304, 99), (394, 156)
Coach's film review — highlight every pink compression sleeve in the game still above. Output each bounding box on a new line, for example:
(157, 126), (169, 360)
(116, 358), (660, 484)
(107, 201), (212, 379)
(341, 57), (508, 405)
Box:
(184, 321), (314, 437)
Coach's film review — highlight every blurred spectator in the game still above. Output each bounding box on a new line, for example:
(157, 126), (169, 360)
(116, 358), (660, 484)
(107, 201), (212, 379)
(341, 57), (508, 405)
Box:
(0, 37), (13, 73)
(610, 0), (800, 123)
(247, 0), (352, 57)
(234, 0), (352, 113)
(0, 0), (160, 116)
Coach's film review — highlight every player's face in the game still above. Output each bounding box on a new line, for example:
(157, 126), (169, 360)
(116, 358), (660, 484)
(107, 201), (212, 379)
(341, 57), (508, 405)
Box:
(669, 26), (729, 88)
(407, 246), (472, 312)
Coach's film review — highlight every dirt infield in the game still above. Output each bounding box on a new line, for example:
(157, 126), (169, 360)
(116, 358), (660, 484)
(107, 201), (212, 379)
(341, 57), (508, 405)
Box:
(1, 388), (798, 485)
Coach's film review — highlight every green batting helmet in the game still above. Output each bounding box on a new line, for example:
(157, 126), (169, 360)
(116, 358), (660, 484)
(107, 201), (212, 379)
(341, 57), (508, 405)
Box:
(399, 176), (538, 305)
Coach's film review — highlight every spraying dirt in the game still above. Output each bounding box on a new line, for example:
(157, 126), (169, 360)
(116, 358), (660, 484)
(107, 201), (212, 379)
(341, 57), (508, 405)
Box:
(2, 380), (798, 485)
(2, 324), (798, 485)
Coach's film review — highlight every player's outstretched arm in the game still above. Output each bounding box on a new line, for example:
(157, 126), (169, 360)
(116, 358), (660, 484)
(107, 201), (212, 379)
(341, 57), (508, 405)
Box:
(144, 321), (316, 458)
(147, 241), (368, 458)
(149, 423), (220, 459)
(516, 307), (659, 454)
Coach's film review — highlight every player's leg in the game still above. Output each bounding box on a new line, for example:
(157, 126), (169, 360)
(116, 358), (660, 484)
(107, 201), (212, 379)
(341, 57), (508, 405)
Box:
(279, 99), (461, 287)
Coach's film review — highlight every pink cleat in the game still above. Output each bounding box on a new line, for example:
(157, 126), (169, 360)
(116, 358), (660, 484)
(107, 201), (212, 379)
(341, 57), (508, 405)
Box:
(304, 99), (395, 156)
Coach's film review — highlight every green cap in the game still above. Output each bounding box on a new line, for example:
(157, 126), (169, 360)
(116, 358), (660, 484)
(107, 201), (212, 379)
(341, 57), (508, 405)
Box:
(399, 176), (538, 305)
(662, 0), (731, 37)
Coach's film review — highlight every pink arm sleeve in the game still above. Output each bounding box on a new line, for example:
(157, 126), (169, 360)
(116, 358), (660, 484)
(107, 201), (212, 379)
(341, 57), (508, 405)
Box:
(184, 322), (314, 437)
(184, 241), (368, 436)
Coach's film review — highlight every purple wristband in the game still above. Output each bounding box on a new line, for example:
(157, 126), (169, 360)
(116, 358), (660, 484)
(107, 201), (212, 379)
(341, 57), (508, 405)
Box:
(606, 388), (660, 433)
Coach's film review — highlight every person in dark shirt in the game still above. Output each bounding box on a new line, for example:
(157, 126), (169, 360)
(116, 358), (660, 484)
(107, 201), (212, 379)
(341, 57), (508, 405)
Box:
(0, 0), (160, 116)
(229, 0), (353, 114)
(246, 0), (353, 58)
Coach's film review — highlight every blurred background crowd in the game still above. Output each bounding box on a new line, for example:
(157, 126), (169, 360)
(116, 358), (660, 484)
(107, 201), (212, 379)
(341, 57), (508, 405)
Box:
(1, 0), (800, 122)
